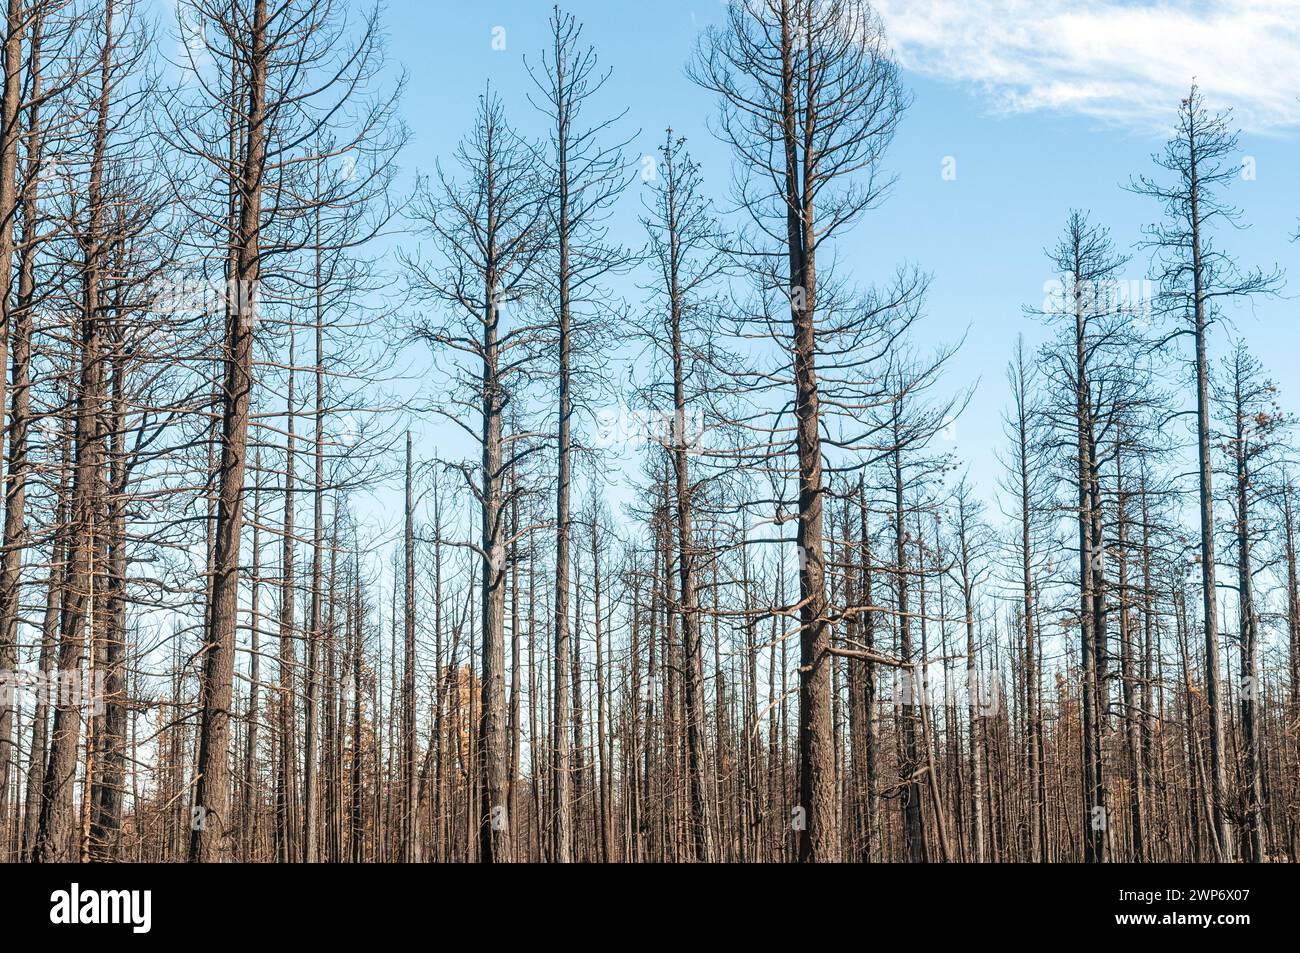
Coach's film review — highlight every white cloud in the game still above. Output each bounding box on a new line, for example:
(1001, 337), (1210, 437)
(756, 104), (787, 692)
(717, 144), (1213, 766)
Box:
(873, 0), (1300, 133)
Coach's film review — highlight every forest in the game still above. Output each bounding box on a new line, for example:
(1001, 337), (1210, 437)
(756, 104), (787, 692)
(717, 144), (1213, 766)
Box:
(0, 0), (1294, 865)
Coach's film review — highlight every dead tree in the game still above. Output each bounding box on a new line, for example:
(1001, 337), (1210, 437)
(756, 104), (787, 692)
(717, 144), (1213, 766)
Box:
(1131, 85), (1282, 862)
(525, 6), (630, 863)
(33, 0), (121, 863)
(691, 0), (912, 863)
(171, 0), (397, 862)
(406, 88), (549, 862)
(998, 337), (1048, 861)
(1213, 342), (1287, 861)
(1033, 211), (1144, 862)
(636, 131), (727, 861)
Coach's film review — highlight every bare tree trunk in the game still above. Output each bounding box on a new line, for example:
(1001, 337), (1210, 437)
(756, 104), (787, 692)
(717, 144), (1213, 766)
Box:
(507, 460), (521, 846)
(276, 331), (300, 863)
(1227, 353), (1264, 862)
(1187, 103), (1234, 864)
(780, 10), (838, 864)
(0, 0), (29, 835)
(349, 555), (363, 862)
(243, 451), (263, 859)
(591, 507), (612, 863)
(856, 479), (878, 861)
(22, 430), (68, 860)
(1115, 439), (1146, 861)
(653, 139), (715, 863)
(34, 0), (115, 862)
(476, 270), (513, 863)
(1008, 341), (1044, 862)
(544, 12), (576, 865)
(892, 425), (926, 862)
(191, 0), (267, 863)
(88, 313), (128, 860)
(1069, 225), (1105, 864)
(956, 496), (984, 862)
(302, 196), (326, 863)
(402, 433), (417, 860)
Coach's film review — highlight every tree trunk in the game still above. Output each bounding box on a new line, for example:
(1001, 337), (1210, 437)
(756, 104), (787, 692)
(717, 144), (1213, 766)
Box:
(190, 0), (267, 863)
(34, 0), (115, 862)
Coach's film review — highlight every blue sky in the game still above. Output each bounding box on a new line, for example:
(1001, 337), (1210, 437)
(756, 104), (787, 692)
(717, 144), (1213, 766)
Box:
(374, 0), (1300, 513)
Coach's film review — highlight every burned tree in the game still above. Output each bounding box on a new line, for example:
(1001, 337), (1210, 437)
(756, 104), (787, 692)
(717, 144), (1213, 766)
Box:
(406, 89), (548, 863)
(691, 0), (912, 864)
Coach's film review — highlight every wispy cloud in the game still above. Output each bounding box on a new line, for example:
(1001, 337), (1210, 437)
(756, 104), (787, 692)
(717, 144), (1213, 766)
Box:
(874, 0), (1300, 133)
